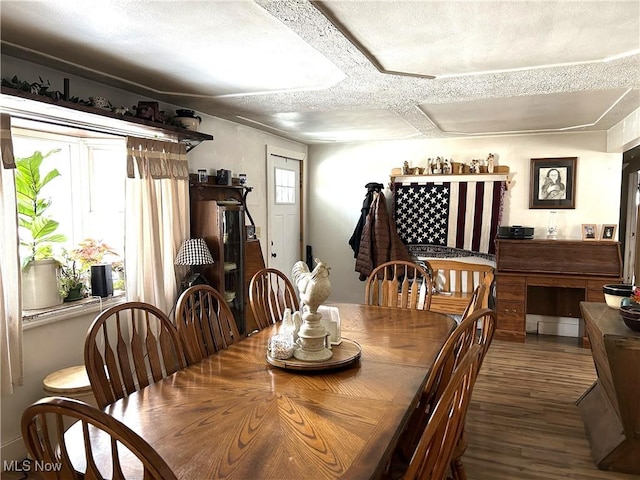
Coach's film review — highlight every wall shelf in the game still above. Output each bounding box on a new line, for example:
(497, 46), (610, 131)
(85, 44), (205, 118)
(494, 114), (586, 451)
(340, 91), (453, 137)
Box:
(392, 173), (510, 183)
(0, 87), (213, 151)
(391, 166), (511, 189)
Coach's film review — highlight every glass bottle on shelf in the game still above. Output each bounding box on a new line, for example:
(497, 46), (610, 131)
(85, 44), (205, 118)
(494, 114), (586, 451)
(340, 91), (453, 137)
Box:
(546, 210), (558, 239)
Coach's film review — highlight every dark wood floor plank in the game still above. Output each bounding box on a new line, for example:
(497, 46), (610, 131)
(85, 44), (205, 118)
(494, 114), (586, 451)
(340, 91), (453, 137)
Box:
(463, 335), (639, 480)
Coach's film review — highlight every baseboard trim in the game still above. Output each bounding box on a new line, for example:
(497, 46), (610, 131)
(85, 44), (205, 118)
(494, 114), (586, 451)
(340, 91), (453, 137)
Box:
(1, 435), (27, 465)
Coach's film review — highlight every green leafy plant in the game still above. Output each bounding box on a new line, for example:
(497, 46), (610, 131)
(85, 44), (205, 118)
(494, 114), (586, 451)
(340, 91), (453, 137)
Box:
(58, 251), (86, 300)
(112, 260), (125, 290)
(15, 149), (67, 267)
(1, 75), (63, 99)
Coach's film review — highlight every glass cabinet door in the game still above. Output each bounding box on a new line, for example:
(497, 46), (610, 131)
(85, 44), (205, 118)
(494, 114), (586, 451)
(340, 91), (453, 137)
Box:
(220, 206), (245, 334)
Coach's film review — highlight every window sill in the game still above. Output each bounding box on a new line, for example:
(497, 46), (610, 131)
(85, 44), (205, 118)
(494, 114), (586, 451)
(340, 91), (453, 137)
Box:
(22, 292), (126, 330)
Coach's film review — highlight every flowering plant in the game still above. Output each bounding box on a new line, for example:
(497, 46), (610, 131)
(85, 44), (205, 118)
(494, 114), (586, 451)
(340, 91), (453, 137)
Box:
(71, 238), (120, 272)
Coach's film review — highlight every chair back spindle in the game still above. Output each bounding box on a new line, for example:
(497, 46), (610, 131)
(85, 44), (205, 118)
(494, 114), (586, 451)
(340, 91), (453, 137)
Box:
(404, 346), (483, 480)
(175, 285), (242, 365)
(365, 260), (433, 310)
(22, 396), (177, 480)
(84, 302), (186, 409)
(249, 268), (299, 331)
(394, 308), (496, 476)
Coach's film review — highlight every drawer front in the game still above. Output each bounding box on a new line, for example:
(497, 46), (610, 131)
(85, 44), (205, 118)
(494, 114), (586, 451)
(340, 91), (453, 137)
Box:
(586, 289), (606, 303)
(496, 300), (525, 332)
(586, 278), (623, 303)
(526, 276), (585, 288)
(496, 275), (526, 301)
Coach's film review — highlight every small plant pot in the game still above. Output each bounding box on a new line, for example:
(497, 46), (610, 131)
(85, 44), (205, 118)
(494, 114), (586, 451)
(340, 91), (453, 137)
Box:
(63, 285), (84, 302)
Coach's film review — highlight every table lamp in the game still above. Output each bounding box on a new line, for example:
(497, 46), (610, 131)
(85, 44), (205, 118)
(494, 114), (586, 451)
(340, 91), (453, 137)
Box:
(175, 238), (214, 289)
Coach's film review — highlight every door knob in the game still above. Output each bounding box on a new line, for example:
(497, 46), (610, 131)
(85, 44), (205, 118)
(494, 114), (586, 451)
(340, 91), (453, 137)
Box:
(271, 253), (277, 258)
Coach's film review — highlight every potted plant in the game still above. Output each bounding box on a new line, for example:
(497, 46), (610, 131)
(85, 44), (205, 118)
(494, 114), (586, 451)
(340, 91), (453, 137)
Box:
(70, 238), (121, 294)
(15, 149), (67, 309)
(58, 251), (85, 302)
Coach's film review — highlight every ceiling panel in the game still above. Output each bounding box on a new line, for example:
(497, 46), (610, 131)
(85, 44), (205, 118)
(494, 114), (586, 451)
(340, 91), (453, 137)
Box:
(0, 1), (346, 96)
(314, 1), (640, 77)
(420, 89), (635, 134)
(242, 109), (422, 143)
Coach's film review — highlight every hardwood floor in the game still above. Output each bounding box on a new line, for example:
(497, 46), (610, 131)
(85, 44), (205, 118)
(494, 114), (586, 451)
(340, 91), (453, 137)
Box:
(463, 335), (639, 480)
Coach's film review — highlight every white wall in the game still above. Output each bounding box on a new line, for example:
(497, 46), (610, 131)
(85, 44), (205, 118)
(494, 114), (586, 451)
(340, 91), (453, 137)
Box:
(0, 55), (306, 463)
(308, 131), (622, 304)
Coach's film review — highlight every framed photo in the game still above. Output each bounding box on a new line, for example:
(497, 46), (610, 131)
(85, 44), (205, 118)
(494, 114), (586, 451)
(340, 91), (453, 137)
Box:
(582, 224), (597, 241)
(600, 224), (617, 241)
(529, 157), (577, 209)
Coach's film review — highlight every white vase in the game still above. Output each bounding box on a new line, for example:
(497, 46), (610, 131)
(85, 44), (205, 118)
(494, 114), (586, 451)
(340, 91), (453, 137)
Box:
(22, 258), (63, 310)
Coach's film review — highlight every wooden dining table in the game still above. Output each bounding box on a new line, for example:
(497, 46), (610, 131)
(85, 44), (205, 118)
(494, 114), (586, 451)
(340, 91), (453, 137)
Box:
(67, 303), (456, 480)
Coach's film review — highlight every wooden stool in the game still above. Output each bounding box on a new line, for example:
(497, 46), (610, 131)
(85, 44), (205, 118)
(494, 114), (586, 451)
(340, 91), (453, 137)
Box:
(42, 365), (96, 407)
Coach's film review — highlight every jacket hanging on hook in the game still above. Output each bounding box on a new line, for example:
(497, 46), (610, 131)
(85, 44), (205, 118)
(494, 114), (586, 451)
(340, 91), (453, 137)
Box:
(350, 183), (411, 281)
(349, 182), (383, 257)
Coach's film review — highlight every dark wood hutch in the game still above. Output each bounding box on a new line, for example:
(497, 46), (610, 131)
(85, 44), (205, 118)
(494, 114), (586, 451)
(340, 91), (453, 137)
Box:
(189, 176), (265, 335)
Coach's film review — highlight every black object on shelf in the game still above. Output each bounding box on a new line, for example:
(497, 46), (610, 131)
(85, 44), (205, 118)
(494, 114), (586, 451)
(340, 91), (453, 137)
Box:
(91, 264), (113, 297)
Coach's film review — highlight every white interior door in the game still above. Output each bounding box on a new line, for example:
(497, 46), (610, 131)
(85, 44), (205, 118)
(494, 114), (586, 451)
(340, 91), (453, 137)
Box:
(267, 153), (301, 281)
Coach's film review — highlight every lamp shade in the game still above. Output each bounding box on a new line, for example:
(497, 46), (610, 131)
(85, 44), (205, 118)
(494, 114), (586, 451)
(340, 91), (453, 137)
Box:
(175, 238), (214, 266)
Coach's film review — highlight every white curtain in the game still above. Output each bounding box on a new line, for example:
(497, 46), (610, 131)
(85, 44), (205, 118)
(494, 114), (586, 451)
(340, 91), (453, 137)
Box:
(125, 137), (190, 314)
(1, 113), (23, 395)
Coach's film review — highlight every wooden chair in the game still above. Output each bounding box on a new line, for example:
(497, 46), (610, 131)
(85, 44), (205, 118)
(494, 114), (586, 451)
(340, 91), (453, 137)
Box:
(22, 396), (177, 480)
(84, 302), (186, 409)
(249, 268), (299, 331)
(460, 284), (486, 320)
(175, 284), (242, 365)
(392, 308), (496, 480)
(403, 345), (483, 480)
(365, 260), (433, 310)
(426, 260), (494, 316)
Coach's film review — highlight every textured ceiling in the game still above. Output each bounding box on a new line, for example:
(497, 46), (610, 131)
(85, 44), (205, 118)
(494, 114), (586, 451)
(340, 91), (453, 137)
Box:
(1, 0), (639, 144)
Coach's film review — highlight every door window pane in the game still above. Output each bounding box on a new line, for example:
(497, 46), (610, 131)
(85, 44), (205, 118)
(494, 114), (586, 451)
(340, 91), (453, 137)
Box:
(275, 167), (295, 204)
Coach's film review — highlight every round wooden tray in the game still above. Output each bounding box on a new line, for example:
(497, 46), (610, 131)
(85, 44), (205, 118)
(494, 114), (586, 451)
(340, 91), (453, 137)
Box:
(266, 338), (362, 371)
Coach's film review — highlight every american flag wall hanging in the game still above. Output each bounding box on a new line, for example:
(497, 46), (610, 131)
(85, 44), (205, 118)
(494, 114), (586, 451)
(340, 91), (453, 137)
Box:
(393, 180), (506, 259)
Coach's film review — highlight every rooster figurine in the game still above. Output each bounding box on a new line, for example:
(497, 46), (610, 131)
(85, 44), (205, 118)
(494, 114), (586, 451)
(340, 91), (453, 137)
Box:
(292, 259), (331, 313)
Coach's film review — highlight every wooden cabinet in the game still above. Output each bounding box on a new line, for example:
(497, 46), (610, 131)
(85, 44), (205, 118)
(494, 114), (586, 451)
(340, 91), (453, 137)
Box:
(190, 182), (250, 334)
(495, 240), (622, 343)
(495, 275), (526, 339)
(577, 302), (640, 475)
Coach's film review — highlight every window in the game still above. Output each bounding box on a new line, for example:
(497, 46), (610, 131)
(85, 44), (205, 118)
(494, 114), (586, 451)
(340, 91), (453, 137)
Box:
(13, 128), (126, 292)
(274, 167), (295, 204)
